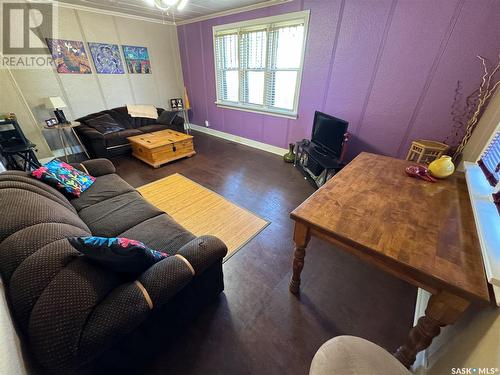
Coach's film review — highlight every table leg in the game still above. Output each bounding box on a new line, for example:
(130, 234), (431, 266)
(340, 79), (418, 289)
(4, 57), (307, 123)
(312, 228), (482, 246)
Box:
(71, 127), (90, 159)
(393, 290), (470, 368)
(58, 128), (69, 163)
(183, 110), (191, 134)
(63, 128), (78, 157)
(289, 221), (311, 294)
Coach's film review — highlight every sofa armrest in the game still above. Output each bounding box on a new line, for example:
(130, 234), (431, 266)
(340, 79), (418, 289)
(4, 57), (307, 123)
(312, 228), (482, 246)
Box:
(76, 125), (105, 141)
(72, 158), (116, 177)
(136, 236), (226, 309)
(76, 257), (193, 366)
(176, 235), (227, 274)
(137, 255), (194, 309)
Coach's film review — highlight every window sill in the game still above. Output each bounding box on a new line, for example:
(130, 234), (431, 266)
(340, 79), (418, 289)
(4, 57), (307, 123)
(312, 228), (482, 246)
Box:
(215, 101), (298, 119)
(463, 161), (500, 306)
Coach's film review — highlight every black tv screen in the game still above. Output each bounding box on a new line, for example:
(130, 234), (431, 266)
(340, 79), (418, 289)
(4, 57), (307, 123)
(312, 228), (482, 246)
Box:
(311, 111), (348, 157)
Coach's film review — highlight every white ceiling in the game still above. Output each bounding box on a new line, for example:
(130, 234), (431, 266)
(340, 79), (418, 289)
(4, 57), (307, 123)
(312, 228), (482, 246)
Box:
(57, 0), (289, 23)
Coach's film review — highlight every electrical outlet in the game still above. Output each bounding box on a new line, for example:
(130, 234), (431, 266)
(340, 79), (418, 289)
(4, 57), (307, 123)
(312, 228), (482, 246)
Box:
(205, 120), (210, 127)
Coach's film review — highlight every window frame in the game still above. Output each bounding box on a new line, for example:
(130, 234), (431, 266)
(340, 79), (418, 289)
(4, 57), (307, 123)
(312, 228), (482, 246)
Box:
(212, 10), (310, 119)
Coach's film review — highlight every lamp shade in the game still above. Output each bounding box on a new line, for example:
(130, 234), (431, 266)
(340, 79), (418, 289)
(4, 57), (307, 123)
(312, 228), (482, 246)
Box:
(45, 96), (66, 109)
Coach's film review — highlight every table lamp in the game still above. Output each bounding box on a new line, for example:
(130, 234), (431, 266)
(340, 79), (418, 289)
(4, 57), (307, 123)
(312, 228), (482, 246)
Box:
(45, 96), (68, 124)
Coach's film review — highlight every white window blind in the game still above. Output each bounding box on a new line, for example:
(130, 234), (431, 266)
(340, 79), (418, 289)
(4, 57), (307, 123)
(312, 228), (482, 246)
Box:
(213, 11), (309, 118)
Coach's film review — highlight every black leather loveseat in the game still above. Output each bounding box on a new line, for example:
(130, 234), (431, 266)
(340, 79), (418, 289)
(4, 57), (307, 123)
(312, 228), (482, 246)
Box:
(75, 107), (185, 158)
(0, 158), (226, 373)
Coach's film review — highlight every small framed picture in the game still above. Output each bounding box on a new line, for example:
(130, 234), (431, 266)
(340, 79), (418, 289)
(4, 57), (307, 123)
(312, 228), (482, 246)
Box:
(170, 98), (184, 110)
(45, 118), (58, 127)
(176, 98), (183, 109)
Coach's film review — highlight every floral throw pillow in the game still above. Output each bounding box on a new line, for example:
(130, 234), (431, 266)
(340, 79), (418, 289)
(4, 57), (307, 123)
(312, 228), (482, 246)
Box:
(68, 236), (169, 273)
(31, 159), (95, 197)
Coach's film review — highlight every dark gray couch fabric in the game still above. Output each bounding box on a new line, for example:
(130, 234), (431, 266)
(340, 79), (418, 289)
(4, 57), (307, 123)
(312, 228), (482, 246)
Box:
(0, 158), (227, 373)
(75, 107), (185, 158)
(78, 191), (164, 237)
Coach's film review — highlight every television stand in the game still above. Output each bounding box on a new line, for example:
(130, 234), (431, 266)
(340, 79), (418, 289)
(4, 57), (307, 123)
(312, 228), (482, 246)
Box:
(294, 140), (343, 188)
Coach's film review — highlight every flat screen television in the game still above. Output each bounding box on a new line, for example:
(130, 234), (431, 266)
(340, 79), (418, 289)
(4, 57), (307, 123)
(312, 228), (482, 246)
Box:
(311, 111), (348, 158)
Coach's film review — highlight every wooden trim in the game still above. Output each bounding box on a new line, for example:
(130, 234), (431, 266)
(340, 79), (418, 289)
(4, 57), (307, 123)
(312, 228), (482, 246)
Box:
(175, 254), (195, 275)
(134, 280), (153, 310)
(78, 163), (89, 174)
(53, 1), (175, 25)
(214, 102), (298, 119)
(304, 221), (489, 303)
(176, 0), (294, 25)
(189, 124), (288, 156)
(132, 150), (196, 168)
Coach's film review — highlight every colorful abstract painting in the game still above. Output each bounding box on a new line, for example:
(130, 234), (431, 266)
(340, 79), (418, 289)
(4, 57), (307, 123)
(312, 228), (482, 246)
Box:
(46, 38), (92, 74)
(122, 45), (152, 74)
(88, 43), (124, 74)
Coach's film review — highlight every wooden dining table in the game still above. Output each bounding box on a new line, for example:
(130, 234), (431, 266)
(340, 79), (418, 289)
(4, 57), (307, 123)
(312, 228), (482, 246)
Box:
(289, 152), (490, 368)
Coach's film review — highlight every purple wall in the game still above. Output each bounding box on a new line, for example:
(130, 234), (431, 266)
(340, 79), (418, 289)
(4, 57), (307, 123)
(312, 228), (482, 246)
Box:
(178, 0), (500, 159)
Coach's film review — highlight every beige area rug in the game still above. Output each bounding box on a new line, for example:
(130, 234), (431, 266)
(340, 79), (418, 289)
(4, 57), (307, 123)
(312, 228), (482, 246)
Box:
(137, 173), (269, 260)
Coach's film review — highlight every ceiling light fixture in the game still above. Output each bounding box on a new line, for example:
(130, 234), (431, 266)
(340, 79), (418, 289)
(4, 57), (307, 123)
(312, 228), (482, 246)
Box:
(150, 0), (188, 12)
(177, 0), (188, 11)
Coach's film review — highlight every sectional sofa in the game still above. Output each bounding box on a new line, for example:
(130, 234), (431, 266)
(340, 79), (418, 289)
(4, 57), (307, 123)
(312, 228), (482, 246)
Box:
(0, 158), (226, 373)
(75, 107), (185, 158)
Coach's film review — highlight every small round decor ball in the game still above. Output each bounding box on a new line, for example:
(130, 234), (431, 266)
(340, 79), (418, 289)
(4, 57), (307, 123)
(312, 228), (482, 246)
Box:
(428, 155), (455, 179)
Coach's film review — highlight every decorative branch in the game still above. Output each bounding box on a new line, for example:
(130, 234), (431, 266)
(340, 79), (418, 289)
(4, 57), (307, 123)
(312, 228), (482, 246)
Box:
(452, 54), (500, 163)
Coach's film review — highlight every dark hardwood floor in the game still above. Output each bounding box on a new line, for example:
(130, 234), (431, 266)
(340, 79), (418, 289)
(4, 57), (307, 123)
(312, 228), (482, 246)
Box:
(110, 131), (417, 375)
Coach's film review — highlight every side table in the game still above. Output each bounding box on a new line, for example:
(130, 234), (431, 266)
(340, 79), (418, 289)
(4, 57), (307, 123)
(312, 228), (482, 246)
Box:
(171, 109), (191, 134)
(43, 122), (90, 162)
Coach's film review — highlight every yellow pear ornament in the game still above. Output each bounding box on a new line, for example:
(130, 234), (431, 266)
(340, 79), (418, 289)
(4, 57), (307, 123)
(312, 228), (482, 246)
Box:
(428, 155), (455, 179)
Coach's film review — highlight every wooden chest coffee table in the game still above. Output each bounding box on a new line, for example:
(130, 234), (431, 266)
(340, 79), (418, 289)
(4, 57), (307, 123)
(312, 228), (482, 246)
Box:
(127, 129), (195, 168)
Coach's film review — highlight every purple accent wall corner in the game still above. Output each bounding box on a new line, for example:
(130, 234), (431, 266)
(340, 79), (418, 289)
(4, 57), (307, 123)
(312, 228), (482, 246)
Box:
(178, 0), (500, 160)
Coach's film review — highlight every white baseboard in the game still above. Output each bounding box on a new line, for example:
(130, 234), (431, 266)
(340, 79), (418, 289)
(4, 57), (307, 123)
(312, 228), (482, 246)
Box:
(189, 123), (288, 156)
(411, 288), (431, 374)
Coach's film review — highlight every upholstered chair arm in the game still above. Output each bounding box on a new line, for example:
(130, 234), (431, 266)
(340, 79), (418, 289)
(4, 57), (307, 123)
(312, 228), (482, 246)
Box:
(176, 235), (228, 275)
(137, 255), (194, 308)
(76, 125), (105, 140)
(71, 158), (116, 177)
(32, 256), (195, 372)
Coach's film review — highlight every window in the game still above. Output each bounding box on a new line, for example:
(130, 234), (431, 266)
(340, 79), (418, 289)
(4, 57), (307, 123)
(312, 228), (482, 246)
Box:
(478, 129), (500, 214)
(213, 11), (309, 118)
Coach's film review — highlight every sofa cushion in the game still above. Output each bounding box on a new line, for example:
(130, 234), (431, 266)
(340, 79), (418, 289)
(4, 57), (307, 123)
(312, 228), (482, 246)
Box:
(78, 191), (163, 237)
(119, 214), (195, 253)
(31, 159), (95, 198)
(0, 172), (76, 213)
(0, 187), (89, 242)
(86, 114), (125, 135)
(107, 107), (162, 129)
(104, 129), (142, 147)
(138, 124), (169, 133)
(70, 174), (135, 211)
(69, 236), (168, 274)
(8, 229), (87, 331)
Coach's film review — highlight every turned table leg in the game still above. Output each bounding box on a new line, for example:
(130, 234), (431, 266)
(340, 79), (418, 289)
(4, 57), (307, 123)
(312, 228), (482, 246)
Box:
(289, 221), (311, 294)
(394, 290), (470, 368)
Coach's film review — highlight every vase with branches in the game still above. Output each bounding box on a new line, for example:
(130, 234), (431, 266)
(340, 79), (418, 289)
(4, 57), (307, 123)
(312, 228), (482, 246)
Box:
(451, 54), (500, 163)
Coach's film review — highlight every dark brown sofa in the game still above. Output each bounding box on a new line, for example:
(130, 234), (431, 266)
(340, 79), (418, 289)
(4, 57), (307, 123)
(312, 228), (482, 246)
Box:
(0, 158), (227, 374)
(75, 107), (185, 158)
